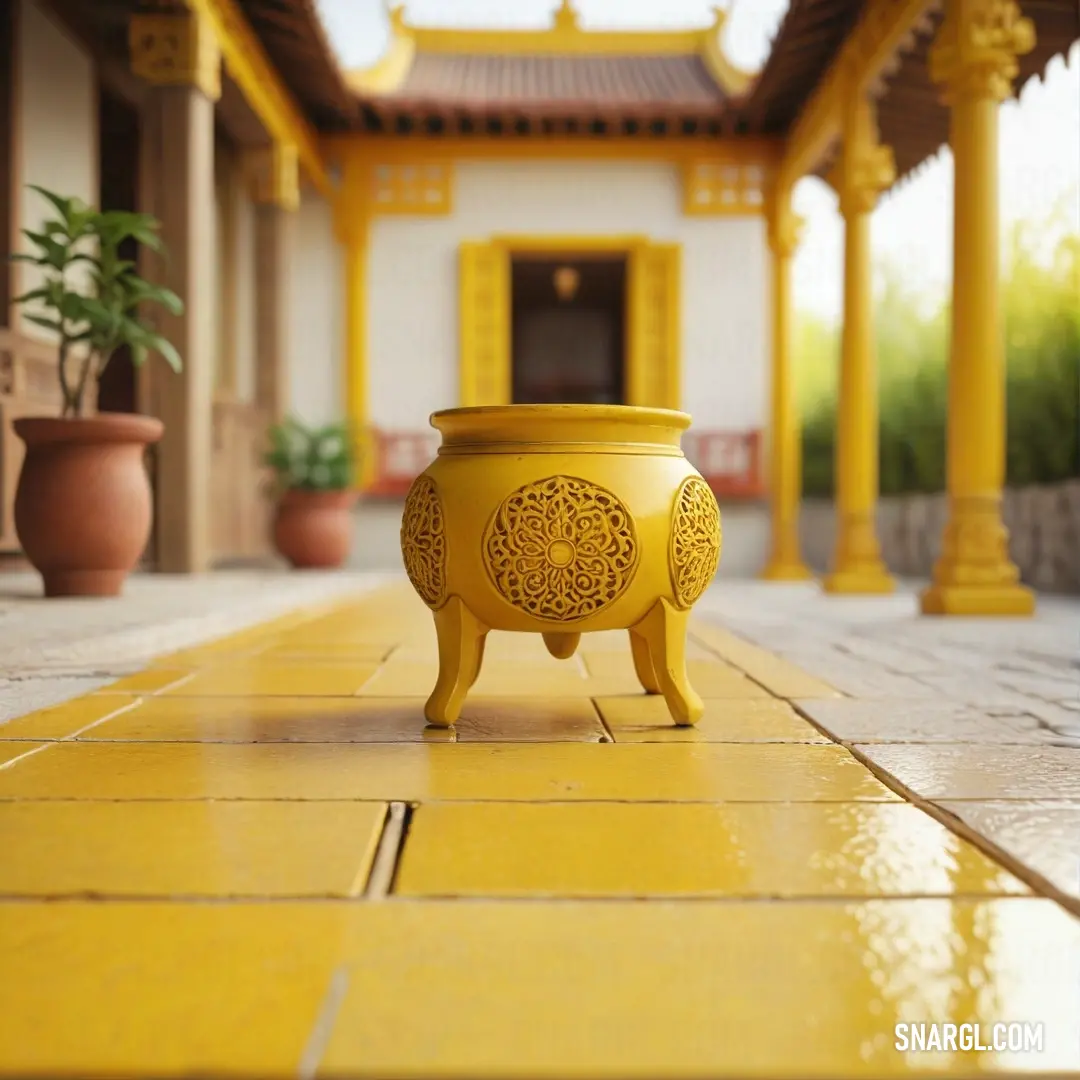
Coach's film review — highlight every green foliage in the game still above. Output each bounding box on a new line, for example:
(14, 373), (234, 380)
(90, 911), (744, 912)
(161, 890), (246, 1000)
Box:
(264, 417), (356, 492)
(798, 201), (1080, 497)
(9, 186), (183, 418)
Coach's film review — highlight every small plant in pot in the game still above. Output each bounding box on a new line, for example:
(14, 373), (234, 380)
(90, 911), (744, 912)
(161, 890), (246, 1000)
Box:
(9, 186), (183, 598)
(265, 417), (358, 569)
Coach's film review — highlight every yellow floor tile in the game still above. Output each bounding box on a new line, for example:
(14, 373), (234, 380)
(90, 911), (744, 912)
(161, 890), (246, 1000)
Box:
(0, 902), (348, 1077)
(691, 622), (842, 699)
(595, 694), (831, 742)
(581, 646), (726, 680)
(255, 641), (393, 663)
(0, 741), (900, 801)
(360, 659), (599, 698)
(83, 695), (606, 743)
(164, 662), (377, 697)
(0, 800), (386, 897)
(396, 801), (1028, 898)
(0, 742), (49, 768)
(0, 695), (139, 740)
(97, 669), (193, 694)
(3, 899), (1078, 1078)
(684, 660), (773, 698)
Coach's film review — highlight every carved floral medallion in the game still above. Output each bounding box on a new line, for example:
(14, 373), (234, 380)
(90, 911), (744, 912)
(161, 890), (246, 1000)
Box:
(483, 475), (639, 622)
(400, 474), (447, 608)
(669, 476), (722, 609)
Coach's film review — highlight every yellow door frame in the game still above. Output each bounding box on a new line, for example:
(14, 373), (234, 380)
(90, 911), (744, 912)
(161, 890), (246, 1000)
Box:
(458, 234), (682, 410)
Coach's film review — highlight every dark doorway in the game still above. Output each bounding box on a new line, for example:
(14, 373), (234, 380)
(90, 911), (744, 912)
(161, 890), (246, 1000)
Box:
(511, 256), (626, 405)
(95, 87), (140, 414)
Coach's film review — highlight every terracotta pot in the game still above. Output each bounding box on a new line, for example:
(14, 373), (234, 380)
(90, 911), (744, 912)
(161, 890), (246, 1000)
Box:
(13, 413), (163, 598)
(272, 488), (357, 569)
(400, 404), (722, 728)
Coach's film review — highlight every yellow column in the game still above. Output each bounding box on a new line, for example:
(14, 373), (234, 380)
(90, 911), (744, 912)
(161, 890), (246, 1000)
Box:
(760, 184), (813, 581)
(921, 0), (1035, 615)
(334, 153), (374, 489)
(823, 94), (896, 595)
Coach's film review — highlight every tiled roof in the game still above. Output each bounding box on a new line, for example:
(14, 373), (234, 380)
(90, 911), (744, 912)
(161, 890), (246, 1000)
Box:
(366, 52), (729, 115)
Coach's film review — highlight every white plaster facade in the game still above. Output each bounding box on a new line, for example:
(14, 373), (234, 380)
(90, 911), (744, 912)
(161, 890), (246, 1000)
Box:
(285, 188), (344, 425)
(362, 159), (770, 434)
(15, 0), (98, 342)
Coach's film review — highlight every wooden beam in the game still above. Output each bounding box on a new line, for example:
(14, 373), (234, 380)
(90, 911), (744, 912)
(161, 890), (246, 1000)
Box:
(182, 0), (330, 195)
(778, 0), (940, 187)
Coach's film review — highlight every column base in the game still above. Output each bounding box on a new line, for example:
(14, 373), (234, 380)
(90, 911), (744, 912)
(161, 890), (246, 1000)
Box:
(759, 560), (815, 582)
(920, 582), (1035, 617)
(921, 495), (1036, 616)
(822, 565), (896, 595)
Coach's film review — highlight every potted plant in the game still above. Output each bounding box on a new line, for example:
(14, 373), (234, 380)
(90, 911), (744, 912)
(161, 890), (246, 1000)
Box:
(265, 416), (358, 568)
(8, 186), (182, 597)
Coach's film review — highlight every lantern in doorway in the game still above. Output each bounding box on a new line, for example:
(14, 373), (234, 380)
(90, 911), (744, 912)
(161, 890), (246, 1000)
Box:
(553, 265), (580, 302)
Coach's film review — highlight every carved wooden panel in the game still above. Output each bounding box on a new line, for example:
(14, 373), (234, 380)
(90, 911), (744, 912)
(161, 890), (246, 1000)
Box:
(209, 398), (272, 562)
(373, 162), (452, 215)
(459, 241), (510, 406)
(684, 161), (771, 216)
(627, 243), (680, 410)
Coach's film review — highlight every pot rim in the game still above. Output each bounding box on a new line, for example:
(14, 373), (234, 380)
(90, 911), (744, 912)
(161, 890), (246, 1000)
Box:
(430, 404), (691, 453)
(13, 412), (165, 447)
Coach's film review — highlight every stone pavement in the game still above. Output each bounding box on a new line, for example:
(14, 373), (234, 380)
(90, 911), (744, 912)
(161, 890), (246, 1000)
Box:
(0, 575), (1077, 1077)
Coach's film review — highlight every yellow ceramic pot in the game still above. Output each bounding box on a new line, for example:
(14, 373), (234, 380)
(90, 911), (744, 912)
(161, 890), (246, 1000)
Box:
(400, 405), (722, 728)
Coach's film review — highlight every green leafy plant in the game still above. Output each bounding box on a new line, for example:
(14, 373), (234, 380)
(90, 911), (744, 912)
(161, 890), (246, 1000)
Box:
(264, 417), (356, 492)
(9, 185), (183, 417)
(797, 192), (1079, 497)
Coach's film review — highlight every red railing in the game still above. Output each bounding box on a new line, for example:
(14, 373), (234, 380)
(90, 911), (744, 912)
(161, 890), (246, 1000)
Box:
(366, 427), (764, 500)
(684, 429), (764, 499)
(365, 429), (440, 497)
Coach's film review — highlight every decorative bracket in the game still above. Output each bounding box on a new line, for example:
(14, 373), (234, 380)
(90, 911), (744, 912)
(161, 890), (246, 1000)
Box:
(129, 12), (221, 101)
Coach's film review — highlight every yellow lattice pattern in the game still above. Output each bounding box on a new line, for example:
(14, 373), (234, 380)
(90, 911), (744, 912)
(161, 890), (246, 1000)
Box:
(372, 162), (453, 215)
(684, 161), (769, 216)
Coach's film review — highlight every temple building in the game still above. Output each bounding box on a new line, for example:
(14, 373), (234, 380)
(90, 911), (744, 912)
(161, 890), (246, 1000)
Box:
(0, 0), (1076, 609)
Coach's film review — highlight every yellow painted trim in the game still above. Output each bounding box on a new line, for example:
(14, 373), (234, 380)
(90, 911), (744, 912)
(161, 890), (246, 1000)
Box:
(347, 2), (754, 97)
(325, 135), (782, 166)
(333, 157), (375, 488)
(458, 234), (681, 412)
(778, 0), (938, 186)
(181, 0), (330, 196)
(683, 158), (772, 216)
(371, 160), (454, 215)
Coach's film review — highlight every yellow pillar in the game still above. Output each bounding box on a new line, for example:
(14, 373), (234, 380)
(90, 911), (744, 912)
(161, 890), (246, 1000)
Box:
(334, 153), (374, 489)
(760, 184), (813, 581)
(920, 0), (1036, 616)
(823, 94), (896, 595)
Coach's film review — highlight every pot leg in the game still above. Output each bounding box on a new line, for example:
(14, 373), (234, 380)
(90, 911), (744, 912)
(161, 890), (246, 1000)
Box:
(469, 633), (488, 688)
(425, 596), (487, 727)
(542, 632), (580, 660)
(630, 598), (704, 726)
(628, 630), (662, 694)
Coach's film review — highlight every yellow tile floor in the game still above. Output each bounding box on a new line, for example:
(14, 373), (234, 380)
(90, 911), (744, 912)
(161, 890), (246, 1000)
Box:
(1, 581), (1078, 1078)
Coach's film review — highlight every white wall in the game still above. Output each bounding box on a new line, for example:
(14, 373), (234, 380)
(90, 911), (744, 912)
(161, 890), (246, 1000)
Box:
(286, 189), (343, 424)
(367, 159), (769, 433)
(16, 0), (97, 342)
